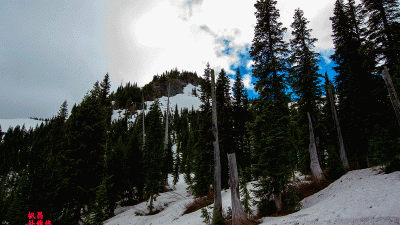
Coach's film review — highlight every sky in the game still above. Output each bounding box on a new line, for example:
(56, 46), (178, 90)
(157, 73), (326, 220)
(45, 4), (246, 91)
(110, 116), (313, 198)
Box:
(0, 0), (361, 119)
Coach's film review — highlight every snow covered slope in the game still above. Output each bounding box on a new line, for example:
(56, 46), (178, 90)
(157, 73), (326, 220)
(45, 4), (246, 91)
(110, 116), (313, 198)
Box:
(111, 83), (201, 122)
(0, 118), (45, 131)
(104, 167), (400, 225)
(261, 167), (400, 225)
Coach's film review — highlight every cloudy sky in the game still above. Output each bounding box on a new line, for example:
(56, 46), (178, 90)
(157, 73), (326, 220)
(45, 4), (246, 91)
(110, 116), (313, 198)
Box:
(0, 0), (361, 119)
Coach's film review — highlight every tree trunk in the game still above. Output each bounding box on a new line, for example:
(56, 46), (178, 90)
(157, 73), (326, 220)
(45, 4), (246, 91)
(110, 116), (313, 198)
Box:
(142, 95), (145, 150)
(211, 70), (223, 224)
(308, 112), (324, 180)
(163, 83), (170, 186)
(382, 67), (400, 127)
(149, 194), (153, 215)
(228, 153), (253, 225)
(325, 73), (350, 171)
(73, 206), (81, 225)
(274, 192), (282, 213)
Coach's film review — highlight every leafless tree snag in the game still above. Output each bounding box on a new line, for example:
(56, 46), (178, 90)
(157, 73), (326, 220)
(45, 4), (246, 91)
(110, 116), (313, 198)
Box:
(308, 112), (324, 180)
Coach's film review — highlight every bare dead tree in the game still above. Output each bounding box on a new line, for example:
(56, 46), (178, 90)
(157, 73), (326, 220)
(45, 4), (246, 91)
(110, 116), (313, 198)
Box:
(382, 67), (400, 127)
(142, 95), (145, 151)
(325, 73), (349, 171)
(308, 112), (324, 180)
(211, 69), (223, 224)
(228, 153), (255, 225)
(163, 83), (170, 186)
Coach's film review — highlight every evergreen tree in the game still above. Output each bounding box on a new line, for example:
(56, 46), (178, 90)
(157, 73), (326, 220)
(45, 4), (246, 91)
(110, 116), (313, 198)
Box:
(330, 0), (390, 169)
(362, 0), (400, 83)
(62, 81), (108, 223)
(143, 99), (164, 214)
(215, 68), (233, 190)
(289, 8), (323, 173)
(249, 0), (294, 213)
(193, 62), (214, 197)
(231, 69), (252, 181)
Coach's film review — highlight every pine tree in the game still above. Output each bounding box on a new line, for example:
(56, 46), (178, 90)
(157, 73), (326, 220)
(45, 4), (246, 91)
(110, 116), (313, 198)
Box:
(215, 68), (233, 190)
(289, 8), (324, 173)
(362, 0), (400, 83)
(62, 81), (108, 223)
(330, 0), (387, 169)
(232, 69), (252, 181)
(249, 0), (294, 213)
(143, 99), (164, 214)
(193, 62), (214, 197)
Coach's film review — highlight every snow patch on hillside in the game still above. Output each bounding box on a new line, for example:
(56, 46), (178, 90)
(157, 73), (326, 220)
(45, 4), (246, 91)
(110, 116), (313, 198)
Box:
(111, 83), (201, 123)
(261, 167), (400, 225)
(103, 167), (400, 225)
(0, 118), (45, 131)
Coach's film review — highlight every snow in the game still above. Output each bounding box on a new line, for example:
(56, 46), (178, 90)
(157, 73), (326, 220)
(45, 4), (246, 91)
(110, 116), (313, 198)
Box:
(0, 118), (45, 131)
(261, 167), (400, 225)
(111, 83), (202, 123)
(103, 167), (400, 225)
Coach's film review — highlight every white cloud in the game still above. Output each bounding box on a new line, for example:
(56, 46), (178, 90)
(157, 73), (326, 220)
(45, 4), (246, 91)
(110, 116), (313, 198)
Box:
(106, 0), (360, 88)
(246, 60), (254, 70)
(243, 74), (255, 90)
(317, 49), (334, 65)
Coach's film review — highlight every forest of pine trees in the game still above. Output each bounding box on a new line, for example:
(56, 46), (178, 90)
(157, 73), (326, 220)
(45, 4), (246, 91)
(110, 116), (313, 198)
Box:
(1, 0), (399, 224)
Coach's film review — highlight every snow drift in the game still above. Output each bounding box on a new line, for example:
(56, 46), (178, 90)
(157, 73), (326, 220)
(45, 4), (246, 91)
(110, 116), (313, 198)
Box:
(104, 167), (400, 225)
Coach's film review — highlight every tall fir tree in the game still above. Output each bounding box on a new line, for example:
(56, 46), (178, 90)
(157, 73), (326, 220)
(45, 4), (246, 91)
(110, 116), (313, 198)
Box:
(289, 8), (324, 173)
(362, 0), (400, 84)
(330, 0), (391, 169)
(231, 68), (252, 181)
(215, 68), (233, 190)
(193, 62), (214, 197)
(143, 99), (164, 214)
(249, 0), (294, 213)
(62, 81), (108, 223)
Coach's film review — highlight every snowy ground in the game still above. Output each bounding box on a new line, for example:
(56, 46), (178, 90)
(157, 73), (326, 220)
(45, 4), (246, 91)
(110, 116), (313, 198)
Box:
(111, 83), (202, 123)
(0, 118), (45, 131)
(104, 167), (400, 225)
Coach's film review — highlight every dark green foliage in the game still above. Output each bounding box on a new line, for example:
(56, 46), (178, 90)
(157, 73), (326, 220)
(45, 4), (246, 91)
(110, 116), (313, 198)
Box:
(216, 68), (233, 190)
(162, 110), (174, 178)
(193, 63), (214, 197)
(330, 0), (398, 169)
(248, 100), (293, 212)
(283, 185), (301, 212)
(250, 0), (290, 101)
(114, 82), (142, 109)
(362, 0), (400, 82)
(289, 8), (324, 173)
(249, 0), (295, 213)
(239, 172), (252, 215)
(232, 68), (252, 182)
(143, 99), (164, 209)
(92, 176), (110, 225)
(113, 69), (202, 109)
(6, 169), (29, 225)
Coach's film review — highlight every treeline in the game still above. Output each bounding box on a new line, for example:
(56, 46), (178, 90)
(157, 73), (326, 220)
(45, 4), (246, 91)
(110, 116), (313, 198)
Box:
(244, 0), (400, 214)
(111, 68), (202, 111)
(1, 0), (400, 223)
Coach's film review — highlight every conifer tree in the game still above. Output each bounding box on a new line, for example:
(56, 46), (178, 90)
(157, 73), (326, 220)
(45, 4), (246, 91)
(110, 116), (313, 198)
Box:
(63, 81), (108, 223)
(232, 69), (252, 181)
(289, 8), (323, 173)
(249, 0), (294, 213)
(330, 0), (386, 169)
(215, 68), (233, 190)
(193, 62), (214, 197)
(143, 99), (164, 214)
(362, 0), (400, 83)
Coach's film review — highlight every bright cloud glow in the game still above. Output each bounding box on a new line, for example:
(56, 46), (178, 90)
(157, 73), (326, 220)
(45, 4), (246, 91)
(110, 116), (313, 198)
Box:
(106, 0), (357, 90)
(243, 74), (255, 90)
